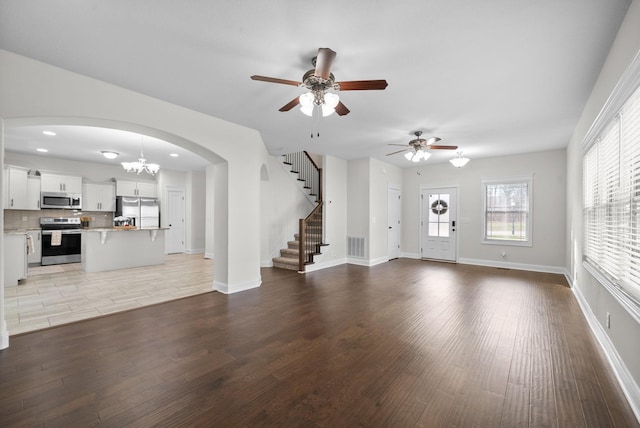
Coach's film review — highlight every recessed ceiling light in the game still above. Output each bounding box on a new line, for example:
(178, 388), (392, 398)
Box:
(36, 148), (48, 153)
(170, 153), (179, 157)
(101, 151), (119, 159)
(42, 131), (56, 136)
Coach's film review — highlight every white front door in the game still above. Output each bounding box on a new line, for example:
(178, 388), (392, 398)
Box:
(166, 189), (185, 254)
(421, 187), (457, 262)
(388, 187), (401, 260)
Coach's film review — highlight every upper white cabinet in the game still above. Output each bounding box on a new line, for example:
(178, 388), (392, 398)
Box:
(40, 172), (82, 193)
(4, 166), (30, 210)
(83, 182), (116, 212)
(116, 179), (156, 197)
(27, 176), (41, 210)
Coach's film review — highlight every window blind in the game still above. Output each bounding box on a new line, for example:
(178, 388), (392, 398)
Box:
(584, 85), (640, 305)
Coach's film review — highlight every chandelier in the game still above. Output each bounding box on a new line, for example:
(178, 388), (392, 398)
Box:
(121, 136), (160, 176)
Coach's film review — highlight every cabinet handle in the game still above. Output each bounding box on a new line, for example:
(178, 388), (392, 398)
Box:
(11, 198), (14, 207)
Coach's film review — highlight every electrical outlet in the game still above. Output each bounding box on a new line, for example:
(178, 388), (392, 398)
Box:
(606, 312), (611, 329)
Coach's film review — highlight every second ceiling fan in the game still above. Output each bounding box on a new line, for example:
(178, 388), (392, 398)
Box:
(250, 47), (388, 117)
(387, 131), (457, 162)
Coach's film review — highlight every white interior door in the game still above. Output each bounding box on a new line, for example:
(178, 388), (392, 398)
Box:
(388, 187), (401, 260)
(166, 189), (185, 254)
(421, 187), (457, 262)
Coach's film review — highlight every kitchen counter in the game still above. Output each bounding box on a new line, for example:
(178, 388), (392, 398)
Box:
(81, 228), (165, 273)
(4, 228), (41, 234)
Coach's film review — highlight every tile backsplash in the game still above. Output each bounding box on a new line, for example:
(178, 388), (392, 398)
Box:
(4, 209), (113, 229)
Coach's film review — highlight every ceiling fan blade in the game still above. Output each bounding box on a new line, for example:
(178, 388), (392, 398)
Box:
(278, 96), (301, 112)
(250, 75), (301, 86)
(337, 80), (388, 91)
(335, 101), (350, 116)
(314, 48), (336, 80)
(429, 145), (458, 150)
(386, 149), (409, 156)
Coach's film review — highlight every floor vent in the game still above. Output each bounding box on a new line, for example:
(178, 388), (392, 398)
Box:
(347, 237), (365, 258)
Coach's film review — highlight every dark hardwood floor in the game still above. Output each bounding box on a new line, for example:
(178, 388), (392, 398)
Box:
(0, 259), (637, 427)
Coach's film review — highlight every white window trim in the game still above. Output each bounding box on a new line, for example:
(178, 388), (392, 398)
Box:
(481, 175), (533, 247)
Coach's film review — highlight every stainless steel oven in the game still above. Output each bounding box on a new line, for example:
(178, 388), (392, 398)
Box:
(40, 217), (82, 265)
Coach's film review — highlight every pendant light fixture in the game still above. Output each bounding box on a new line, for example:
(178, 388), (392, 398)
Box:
(450, 151), (470, 168)
(121, 136), (160, 176)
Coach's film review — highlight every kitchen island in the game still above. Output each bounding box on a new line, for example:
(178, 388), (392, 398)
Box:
(81, 228), (165, 273)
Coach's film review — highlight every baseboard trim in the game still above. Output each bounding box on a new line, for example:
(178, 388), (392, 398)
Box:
(457, 257), (565, 274)
(0, 321), (8, 350)
(261, 260), (274, 268)
(401, 252), (421, 259)
(305, 257), (346, 273)
(347, 256), (388, 267)
(185, 248), (205, 254)
(214, 278), (262, 294)
(572, 280), (640, 423)
(204, 252), (214, 260)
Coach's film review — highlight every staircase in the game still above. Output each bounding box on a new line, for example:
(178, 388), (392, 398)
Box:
(272, 152), (326, 272)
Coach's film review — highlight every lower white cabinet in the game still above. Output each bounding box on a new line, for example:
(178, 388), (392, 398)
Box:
(26, 230), (42, 265)
(4, 234), (27, 286)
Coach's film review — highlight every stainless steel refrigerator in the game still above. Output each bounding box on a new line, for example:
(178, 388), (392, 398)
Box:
(115, 196), (160, 229)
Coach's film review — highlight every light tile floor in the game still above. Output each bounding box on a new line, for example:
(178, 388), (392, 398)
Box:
(4, 253), (214, 335)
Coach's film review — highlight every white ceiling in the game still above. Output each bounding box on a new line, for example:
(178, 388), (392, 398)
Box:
(0, 0), (631, 169)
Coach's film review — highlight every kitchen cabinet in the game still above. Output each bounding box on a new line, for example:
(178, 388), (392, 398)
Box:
(40, 172), (82, 193)
(116, 179), (156, 197)
(27, 176), (41, 210)
(4, 233), (27, 286)
(26, 230), (42, 265)
(3, 166), (30, 210)
(83, 182), (116, 211)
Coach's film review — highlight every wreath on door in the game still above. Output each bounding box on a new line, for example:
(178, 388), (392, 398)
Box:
(431, 199), (448, 215)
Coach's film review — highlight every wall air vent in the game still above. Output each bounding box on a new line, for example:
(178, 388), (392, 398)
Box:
(347, 236), (365, 258)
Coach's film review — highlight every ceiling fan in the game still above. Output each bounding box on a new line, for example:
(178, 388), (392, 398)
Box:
(387, 131), (457, 162)
(250, 47), (388, 117)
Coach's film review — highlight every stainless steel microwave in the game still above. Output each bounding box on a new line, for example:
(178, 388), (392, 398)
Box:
(40, 192), (82, 209)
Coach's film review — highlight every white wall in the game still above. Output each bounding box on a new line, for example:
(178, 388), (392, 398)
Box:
(309, 154), (347, 270)
(0, 49), (268, 298)
(347, 159), (370, 259)
(402, 149), (566, 271)
(205, 164), (215, 258)
(345, 157), (402, 265)
(260, 155), (314, 266)
(187, 170), (206, 253)
(566, 0), (640, 415)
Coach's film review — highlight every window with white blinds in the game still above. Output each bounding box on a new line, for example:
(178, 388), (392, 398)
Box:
(584, 84), (640, 306)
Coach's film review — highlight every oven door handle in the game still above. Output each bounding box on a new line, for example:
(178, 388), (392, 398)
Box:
(42, 230), (83, 235)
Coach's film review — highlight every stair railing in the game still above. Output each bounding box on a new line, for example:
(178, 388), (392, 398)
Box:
(283, 151), (323, 272)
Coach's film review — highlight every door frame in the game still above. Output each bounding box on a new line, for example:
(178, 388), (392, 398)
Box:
(388, 185), (401, 260)
(420, 185), (459, 262)
(165, 186), (186, 254)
